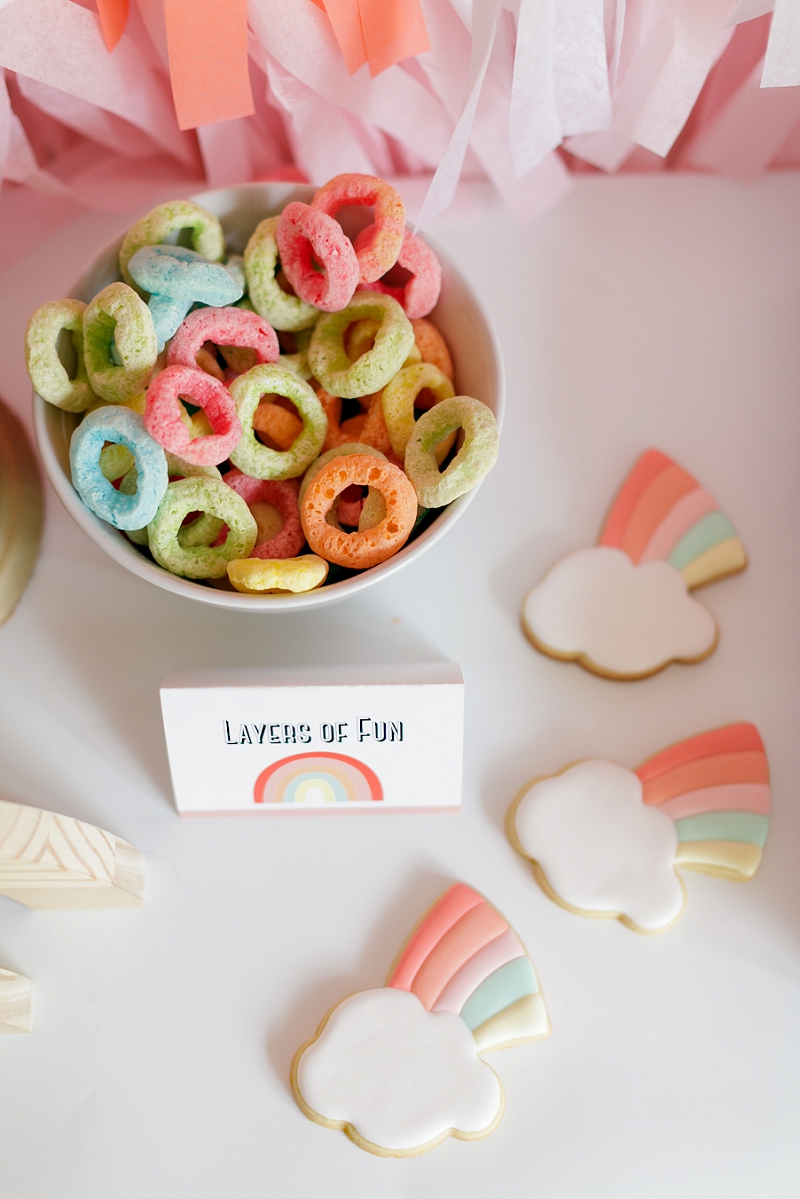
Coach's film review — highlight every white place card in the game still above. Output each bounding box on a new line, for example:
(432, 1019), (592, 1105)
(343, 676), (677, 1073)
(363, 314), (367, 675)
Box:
(160, 663), (464, 815)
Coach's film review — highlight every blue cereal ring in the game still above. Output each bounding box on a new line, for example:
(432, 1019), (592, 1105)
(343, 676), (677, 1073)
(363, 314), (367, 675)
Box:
(127, 245), (244, 351)
(70, 406), (168, 529)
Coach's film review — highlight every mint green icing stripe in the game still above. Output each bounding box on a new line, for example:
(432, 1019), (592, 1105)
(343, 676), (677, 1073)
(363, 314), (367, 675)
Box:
(460, 957), (537, 1031)
(675, 811), (769, 847)
(668, 512), (736, 570)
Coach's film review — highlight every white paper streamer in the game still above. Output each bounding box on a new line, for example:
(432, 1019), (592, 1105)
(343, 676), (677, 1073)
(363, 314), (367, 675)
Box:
(762, 0), (800, 87)
(634, 0), (733, 157)
(553, 0), (612, 136)
(0, 0), (192, 165)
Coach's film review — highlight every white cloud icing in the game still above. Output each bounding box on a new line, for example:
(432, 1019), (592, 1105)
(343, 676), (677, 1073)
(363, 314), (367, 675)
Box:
(514, 760), (684, 931)
(295, 987), (502, 1151)
(522, 546), (717, 676)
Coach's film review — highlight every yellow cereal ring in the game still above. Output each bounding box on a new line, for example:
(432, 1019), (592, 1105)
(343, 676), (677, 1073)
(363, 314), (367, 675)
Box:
(227, 554), (329, 594)
(381, 363), (455, 459)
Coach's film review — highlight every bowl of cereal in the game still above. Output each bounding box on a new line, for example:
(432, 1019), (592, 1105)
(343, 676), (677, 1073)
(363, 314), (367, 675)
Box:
(31, 179), (504, 610)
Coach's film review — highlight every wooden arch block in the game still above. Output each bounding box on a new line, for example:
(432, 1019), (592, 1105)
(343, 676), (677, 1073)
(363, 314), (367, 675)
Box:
(0, 800), (145, 910)
(0, 969), (33, 1033)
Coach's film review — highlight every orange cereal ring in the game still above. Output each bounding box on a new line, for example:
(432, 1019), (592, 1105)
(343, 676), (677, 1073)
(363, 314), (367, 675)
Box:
(301, 455), (417, 569)
(411, 318), (454, 383)
(253, 401), (304, 450)
(311, 174), (405, 284)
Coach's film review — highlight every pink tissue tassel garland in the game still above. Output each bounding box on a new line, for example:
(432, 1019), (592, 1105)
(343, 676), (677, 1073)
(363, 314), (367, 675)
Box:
(0, 0), (798, 269)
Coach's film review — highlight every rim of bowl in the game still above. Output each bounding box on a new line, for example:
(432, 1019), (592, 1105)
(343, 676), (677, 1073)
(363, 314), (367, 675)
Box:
(32, 183), (505, 612)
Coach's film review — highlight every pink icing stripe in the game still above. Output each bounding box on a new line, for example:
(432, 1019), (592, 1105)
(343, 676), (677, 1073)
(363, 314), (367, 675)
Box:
(658, 783), (771, 821)
(387, 884), (484, 991)
(639, 488), (719, 563)
(431, 926), (526, 1016)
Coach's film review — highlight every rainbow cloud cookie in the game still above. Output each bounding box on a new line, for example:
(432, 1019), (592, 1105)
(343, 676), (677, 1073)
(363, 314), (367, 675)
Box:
(522, 449), (747, 679)
(292, 883), (549, 1157)
(508, 723), (770, 934)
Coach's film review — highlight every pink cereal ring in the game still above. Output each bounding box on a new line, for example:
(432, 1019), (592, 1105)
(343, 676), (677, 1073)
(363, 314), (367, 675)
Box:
(311, 174), (405, 284)
(276, 202), (359, 312)
(144, 365), (241, 466)
(222, 469), (304, 559)
(355, 227), (442, 320)
(167, 307), (279, 370)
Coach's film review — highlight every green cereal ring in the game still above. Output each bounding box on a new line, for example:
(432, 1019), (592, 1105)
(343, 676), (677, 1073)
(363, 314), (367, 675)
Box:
(404, 396), (499, 508)
(381, 362), (455, 459)
(229, 364), (326, 481)
(299, 441), (387, 532)
(122, 454), (221, 546)
(308, 294), (414, 399)
(83, 283), (158, 403)
(244, 216), (319, 332)
(147, 476), (256, 579)
(119, 200), (225, 289)
(25, 300), (95, 412)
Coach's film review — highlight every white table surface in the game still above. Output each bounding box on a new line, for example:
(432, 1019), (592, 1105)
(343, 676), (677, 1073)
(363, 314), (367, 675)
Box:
(0, 173), (798, 1199)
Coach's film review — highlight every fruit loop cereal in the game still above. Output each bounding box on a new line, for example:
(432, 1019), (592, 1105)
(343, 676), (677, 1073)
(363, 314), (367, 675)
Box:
(148, 476), (256, 579)
(83, 283), (158, 404)
(405, 396), (500, 508)
(276, 202), (359, 312)
(24, 300), (95, 412)
(128, 245), (243, 351)
(356, 227), (442, 319)
(301, 455), (417, 569)
(222, 470), (305, 559)
(309, 294), (415, 399)
(244, 216), (320, 332)
(382, 363), (455, 459)
(144, 365), (242, 466)
(119, 199), (225, 289)
(229, 365), (326, 481)
(168, 306), (279, 372)
(228, 554), (329, 594)
(70, 406), (167, 530)
(311, 174), (405, 284)
(26, 177), (499, 596)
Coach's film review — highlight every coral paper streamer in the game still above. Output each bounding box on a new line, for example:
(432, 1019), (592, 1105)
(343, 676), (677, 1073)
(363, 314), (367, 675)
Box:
(321, 0), (368, 75)
(96, 0), (128, 52)
(164, 0), (254, 130)
(358, 0), (430, 78)
(317, 0), (429, 77)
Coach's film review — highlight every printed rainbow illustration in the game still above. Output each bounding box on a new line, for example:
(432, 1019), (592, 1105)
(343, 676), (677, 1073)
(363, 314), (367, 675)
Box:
(637, 722), (770, 880)
(599, 448), (747, 587)
(387, 883), (549, 1051)
(253, 753), (383, 805)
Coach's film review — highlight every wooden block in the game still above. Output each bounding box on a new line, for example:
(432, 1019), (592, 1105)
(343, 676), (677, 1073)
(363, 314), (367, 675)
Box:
(0, 394), (44, 628)
(0, 969), (33, 1034)
(0, 800), (145, 910)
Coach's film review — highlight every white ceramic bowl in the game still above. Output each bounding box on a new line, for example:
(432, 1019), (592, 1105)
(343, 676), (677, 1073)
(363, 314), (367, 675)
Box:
(33, 184), (504, 610)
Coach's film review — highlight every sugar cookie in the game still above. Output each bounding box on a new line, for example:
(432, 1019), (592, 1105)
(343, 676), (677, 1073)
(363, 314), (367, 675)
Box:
(521, 450), (747, 680)
(507, 723), (770, 934)
(292, 882), (549, 1157)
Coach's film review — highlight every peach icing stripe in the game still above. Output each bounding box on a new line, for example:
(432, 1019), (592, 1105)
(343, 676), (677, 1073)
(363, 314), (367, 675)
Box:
(641, 751), (769, 806)
(657, 783), (771, 821)
(639, 487), (719, 563)
(599, 449), (674, 548)
(411, 903), (509, 1011)
(164, 0), (254, 131)
(431, 927), (525, 1016)
(620, 463), (699, 563)
(636, 723), (764, 781)
(386, 883), (483, 991)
